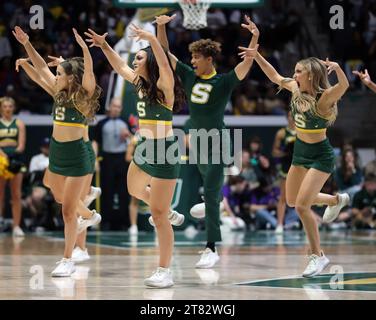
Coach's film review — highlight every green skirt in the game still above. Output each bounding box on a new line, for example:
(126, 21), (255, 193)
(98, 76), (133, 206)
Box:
(85, 141), (96, 174)
(292, 138), (335, 174)
(133, 136), (181, 179)
(49, 137), (92, 177)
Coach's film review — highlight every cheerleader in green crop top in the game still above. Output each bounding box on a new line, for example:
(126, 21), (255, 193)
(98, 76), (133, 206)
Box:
(241, 46), (350, 277)
(14, 26), (102, 277)
(86, 25), (186, 288)
(0, 97), (26, 237)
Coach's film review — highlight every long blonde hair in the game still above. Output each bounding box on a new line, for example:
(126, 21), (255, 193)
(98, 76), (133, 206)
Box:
(54, 57), (102, 121)
(281, 57), (338, 125)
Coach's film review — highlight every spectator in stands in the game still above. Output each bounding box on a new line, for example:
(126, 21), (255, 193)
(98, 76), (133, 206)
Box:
(222, 175), (252, 227)
(334, 148), (363, 200)
(24, 137), (56, 231)
(239, 150), (259, 190)
(351, 173), (376, 229)
(248, 135), (273, 187)
(250, 183), (279, 230)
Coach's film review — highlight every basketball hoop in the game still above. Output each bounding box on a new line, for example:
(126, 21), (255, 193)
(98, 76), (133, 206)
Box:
(178, 0), (212, 30)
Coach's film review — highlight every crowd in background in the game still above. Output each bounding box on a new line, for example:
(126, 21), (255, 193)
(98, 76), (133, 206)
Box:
(0, 0), (375, 233)
(2, 0), (376, 115)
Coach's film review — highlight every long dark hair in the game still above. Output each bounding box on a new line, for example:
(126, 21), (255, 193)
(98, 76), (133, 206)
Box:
(135, 46), (186, 112)
(55, 57), (102, 121)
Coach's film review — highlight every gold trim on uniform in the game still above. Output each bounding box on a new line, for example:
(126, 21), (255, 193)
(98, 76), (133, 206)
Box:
(139, 119), (172, 126)
(54, 121), (87, 128)
(296, 127), (327, 133)
(0, 138), (17, 144)
(199, 69), (217, 80)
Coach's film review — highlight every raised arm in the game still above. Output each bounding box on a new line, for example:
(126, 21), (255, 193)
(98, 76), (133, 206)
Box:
(73, 28), (96, 98)
(353, 69), (376, 93)
(15, 58), (55, 96)
(129, 24), (174, 101)
(155, 15), (178, 70)
(12, 26), (56, 87)
(240, 48), (297, 92)
(318, 58), (349, 112)
(234, 16), (259, 80)
(85, 29), (136, 83)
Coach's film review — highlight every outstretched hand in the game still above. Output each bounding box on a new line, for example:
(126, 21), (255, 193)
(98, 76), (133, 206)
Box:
(238, 45), (259, 60)
(12, 26), (29, 45)
(153, 14), (176, 26)
(129, 23), (155, 42)
(15, 58), (30, 72)
(241, 15), (260, 37)
(353, 69), (371, 85)
(84, 28), (108, 48)
(47, 55), (65, 67)
(320, 58), (340, 75)
(73, 28), (88, 49)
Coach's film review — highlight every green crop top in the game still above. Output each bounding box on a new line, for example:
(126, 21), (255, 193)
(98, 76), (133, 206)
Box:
(53, 98), (87, 128)
(136, 97), (173, 126)
(290, 93), (330, 133)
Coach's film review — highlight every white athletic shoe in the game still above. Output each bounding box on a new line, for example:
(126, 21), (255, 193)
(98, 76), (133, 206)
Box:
(12, 226), (25, 237)
(77, 210), (102, 234)
(128, 224), (138, 235)
(195, 248), (220, 269)
(323, 193), (350, 224)
(275, 225), (284, 234)
(148, 210), (185, 227)
(190, 202), (225, 219)
(83, 186), (102, 207)
(51, 258), (76, 277)
(302, 253), (330, 278)
(144, 267), (174, 288)
(71, 247), (90, 263)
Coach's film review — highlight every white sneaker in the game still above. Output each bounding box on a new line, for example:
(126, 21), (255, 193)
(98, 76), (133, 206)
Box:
(323, 193), (350, 223)
(149, 210), (185, 227)
(275, 225), (284, 234)
(83, 186), (102, 207)
(12, 226), (25, 237)
(195, 248), (220, 269)
(71, 247), (90, 263)
(77, 210), (102, 234)
(51, 258), (76, 277)
(144, 267), (174, 288)
(190, 202), (225, 219)
(302, 253), (330, 278)
(129, 224), (138, 235)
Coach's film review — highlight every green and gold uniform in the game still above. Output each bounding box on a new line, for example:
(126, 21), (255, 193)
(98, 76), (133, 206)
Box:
(176, 61), (241, 242)
(291, 94), (336, 174)
(0, 118), (19, 156)
(49, 99), (92, 177)
(133, 97), (180, 179)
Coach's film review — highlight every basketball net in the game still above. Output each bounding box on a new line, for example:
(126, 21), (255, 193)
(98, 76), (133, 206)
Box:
(178, 0), (212, 30)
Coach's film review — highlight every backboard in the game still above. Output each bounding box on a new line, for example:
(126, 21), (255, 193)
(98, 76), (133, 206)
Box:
(114, 0), (264, 9)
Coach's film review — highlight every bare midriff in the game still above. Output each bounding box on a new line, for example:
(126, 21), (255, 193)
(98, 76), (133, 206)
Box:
(297, 130), (327, 144)
(139, 124), (174, 140)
